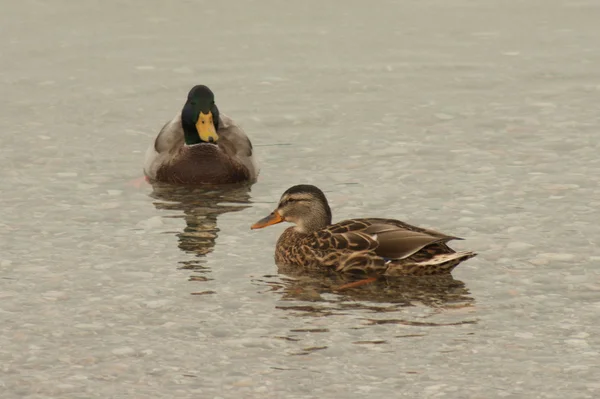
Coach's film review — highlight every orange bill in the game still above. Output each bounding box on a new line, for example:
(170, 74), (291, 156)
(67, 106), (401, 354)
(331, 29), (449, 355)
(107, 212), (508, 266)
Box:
(251, 210), (283, 229)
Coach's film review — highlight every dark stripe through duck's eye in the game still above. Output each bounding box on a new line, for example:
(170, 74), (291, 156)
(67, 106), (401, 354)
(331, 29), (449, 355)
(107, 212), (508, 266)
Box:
(281, 198), (298, 207)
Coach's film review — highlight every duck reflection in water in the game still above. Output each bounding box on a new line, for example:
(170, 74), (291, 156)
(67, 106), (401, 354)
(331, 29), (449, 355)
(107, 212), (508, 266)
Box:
(254, 271), (476, 336)
(257, 267), (473, 311)
(149, 182), (252, 273)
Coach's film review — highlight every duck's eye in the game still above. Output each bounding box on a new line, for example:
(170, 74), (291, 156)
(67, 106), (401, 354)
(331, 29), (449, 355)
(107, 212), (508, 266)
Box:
(281, 198), (296, 206)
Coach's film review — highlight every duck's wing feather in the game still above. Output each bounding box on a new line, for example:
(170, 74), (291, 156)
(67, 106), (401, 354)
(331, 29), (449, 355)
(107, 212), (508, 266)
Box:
(154, 113), (184, 154)
(143, 113), (184, 178)
(362, 224), (454, 259)
(311, 219), (459, 260)
(217, 113), (259, 179)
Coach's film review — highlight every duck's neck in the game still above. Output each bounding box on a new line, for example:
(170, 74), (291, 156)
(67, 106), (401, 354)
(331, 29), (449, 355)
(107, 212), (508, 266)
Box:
(182, 127), (202, 145)
(294, 212), (331, 234)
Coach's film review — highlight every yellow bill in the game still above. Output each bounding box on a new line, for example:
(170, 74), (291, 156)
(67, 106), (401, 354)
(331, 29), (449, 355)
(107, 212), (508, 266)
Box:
(196, 111), (219, 143)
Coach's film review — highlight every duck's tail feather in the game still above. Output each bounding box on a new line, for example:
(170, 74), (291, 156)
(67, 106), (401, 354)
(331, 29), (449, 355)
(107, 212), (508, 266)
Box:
(386, 251), (477, 276)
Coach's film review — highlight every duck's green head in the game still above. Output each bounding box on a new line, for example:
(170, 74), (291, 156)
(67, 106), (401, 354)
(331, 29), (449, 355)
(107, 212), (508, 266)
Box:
(181, 85), (220, 145)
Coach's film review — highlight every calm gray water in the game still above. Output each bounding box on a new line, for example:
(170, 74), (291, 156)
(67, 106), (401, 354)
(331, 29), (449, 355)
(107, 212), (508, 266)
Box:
(2, 0), (600, 398)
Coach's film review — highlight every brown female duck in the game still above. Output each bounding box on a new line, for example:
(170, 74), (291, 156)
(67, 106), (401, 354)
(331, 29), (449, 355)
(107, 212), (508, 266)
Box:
(251, 185), (476, 276)
(144, 85), (258, 185)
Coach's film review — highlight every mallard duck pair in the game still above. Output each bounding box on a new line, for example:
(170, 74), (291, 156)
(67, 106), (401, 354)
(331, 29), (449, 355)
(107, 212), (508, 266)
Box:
(145, 86), (476, 276)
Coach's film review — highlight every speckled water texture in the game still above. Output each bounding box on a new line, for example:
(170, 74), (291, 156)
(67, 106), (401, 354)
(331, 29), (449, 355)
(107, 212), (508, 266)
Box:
(1, 0), (600, 398)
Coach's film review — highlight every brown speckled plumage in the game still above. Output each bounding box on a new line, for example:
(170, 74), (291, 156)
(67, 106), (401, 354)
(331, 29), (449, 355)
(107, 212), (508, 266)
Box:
(252, 185), (476, 276)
